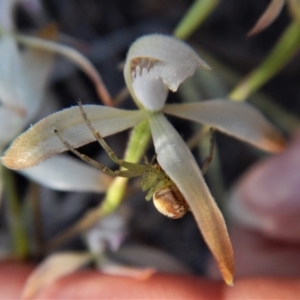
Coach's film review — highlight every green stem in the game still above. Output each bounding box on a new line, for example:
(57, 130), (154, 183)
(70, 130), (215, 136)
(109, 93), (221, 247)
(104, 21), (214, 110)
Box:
(24, 182), (43, 256)
(230, 19), (300, 101)
(174, 0), (219, 40)
(100, 120), (151, 216)
(46, 120), (152, 251)
(3, 167), (29, 259)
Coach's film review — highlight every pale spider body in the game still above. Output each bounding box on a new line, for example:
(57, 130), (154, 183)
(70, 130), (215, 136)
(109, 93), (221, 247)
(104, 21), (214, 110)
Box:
(141, 162), (189, 219)
(54, 100), (190, 219)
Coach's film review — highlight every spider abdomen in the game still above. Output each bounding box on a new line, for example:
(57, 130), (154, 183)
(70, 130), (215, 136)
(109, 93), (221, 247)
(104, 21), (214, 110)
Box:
(153, 185), (189, 219)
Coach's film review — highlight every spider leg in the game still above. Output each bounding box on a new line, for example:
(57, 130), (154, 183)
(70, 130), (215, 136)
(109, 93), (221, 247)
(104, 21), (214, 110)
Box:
(142, 155), (149, 165)
(54, 129), (140, 178)
(77, 99), (145, 175)
(149, 154), (157, 164)
(77, 99), (121, 165)
(201, 127), (215, 175)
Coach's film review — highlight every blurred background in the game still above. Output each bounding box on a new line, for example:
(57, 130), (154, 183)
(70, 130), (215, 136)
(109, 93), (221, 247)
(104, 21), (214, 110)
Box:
(1, 0), (299, 278)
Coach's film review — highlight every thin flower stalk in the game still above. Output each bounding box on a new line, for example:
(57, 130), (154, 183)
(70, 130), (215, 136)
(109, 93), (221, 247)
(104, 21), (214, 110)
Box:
(173, 0), (220, 40)
(230, 18), (300, 101)
(3, 167), (29, 259)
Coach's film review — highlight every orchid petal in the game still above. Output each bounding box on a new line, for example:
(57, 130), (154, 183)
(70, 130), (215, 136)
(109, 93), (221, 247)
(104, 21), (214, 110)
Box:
(131, 66), (169, 111)
(86, 210), (129, 254)
(100, 262), (155, 280)
(124, 34), (210, 110)
(21, 252), (92, 299)
(0, 35), (54, 146)
(0, 0), (40, 30)
(248, 0), (285, 36)
(164, 100), (286, 152)
(21, 42), (55, 120)
(0, 36), (25, 108)
(116, 245), (190, 274)
(0, 107), (25, 147)
(0, 0), (17, 30)
(2, 106), (147, 170)
(19, 154), (112, 192)
(149, 112), (234, 285)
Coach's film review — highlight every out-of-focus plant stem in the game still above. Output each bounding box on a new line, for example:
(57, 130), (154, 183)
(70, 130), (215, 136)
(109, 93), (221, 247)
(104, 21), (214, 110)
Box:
(3, 167), (29, 259)
(99, 119), (151, 217)
(173, 0), (219, 40)
(287, 0), (300, 22)
(230, 19), (300, 101)
(25, 182), (43, 256)
(46, 120), (151, 251)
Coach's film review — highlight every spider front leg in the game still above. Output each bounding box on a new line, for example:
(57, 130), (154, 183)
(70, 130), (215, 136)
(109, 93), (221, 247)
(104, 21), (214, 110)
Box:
(77, 99), (121, 165)
(53, 129), (142, 178)
(77, 99), (146, 174)
(54, 129), (119, 177)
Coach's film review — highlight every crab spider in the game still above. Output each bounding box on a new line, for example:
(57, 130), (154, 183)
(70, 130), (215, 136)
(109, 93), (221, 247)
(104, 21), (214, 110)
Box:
(54, 100), (214, 219)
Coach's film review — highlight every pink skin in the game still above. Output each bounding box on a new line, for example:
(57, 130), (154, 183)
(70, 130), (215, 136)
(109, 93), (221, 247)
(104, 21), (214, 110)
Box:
(232, 131), (300, 242)
(209, 130), (300, 279)
(1, 262), (300, 299)
(2, 132), (300, 299)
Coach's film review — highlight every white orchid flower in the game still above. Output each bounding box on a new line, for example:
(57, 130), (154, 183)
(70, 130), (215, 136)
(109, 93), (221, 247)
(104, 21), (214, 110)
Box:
(0, 0), (112, 194)
(0, 35), (52, 151)
(1, 34), (286, 285)
(0, 35), (111, 192)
